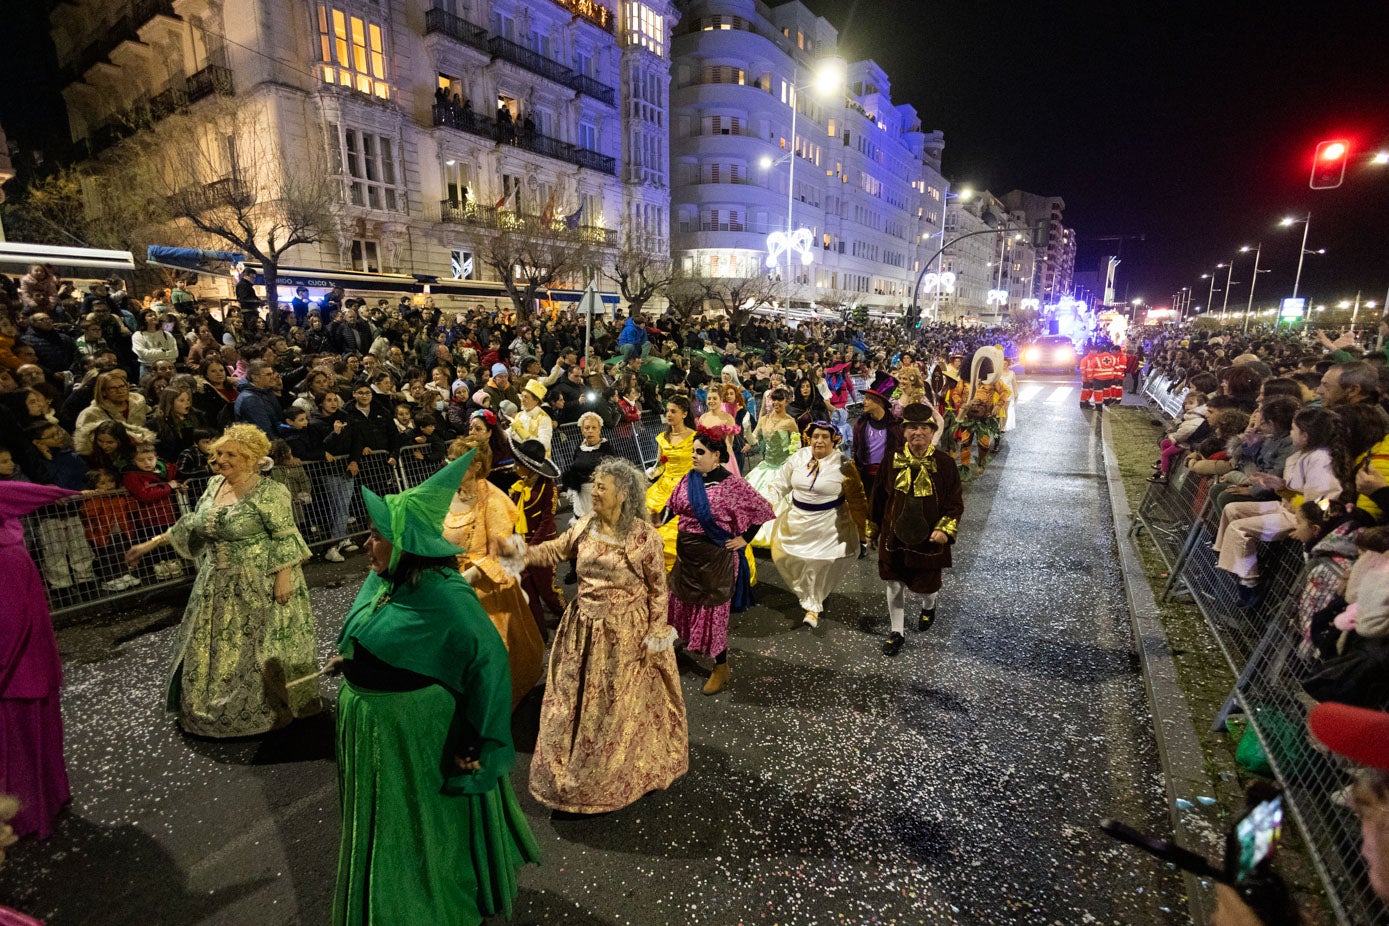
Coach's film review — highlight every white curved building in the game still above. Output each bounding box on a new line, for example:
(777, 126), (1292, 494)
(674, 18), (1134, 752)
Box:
(670, 0), (948, 317)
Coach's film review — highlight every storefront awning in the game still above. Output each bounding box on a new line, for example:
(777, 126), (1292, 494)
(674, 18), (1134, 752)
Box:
(0, 241), (135, 278)
(144, 246), (244, 275)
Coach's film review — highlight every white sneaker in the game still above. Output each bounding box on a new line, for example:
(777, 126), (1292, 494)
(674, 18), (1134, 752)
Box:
(151, 562), (168, 579)
(323, 546), (345, 563)
(339, 540), (360, 553)
(164, 561), (184, 578)
(121, 574), (142, 589)
(102, 577), (130, 591)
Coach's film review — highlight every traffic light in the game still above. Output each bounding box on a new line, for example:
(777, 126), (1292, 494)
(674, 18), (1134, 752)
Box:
(1310, 139), (1350, 190)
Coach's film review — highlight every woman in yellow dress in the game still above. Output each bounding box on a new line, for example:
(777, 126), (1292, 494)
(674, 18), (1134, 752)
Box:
(647, 396), (696, 568)
(442, 436), (545, 708)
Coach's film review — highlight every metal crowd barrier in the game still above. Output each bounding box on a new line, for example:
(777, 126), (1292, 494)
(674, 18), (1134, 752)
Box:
(1133, 384), (1388, 926)
(1142, 370), (1189, 422)
(24, 412), (678, 620)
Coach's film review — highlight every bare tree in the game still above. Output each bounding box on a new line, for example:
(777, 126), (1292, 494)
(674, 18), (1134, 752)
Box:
(106, 99), (340, 314)
(2, 164), (150, 254)
(664, 272), (707, 324)
(701, 274), (779, 328)
(478, 214), (597, 324)
(602, 235), (674, 317)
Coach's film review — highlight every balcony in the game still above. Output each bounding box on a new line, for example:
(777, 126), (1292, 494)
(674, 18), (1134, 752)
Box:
(186, 64), (234, 103)
(439, 200), (619, 247)
(488, 36), (573, 87)
(432, 104), (616, 175)
(569, 73), (616, 106)
(424, 7), (490, 54)
(62, 0), (178, 81)
(173, 177), (252, 215)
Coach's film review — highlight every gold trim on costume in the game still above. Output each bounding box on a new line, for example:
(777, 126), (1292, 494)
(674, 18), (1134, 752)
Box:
(935, 516), (959, 538)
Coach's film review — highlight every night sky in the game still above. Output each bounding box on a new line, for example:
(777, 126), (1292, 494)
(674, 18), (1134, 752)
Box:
(4, 0), (1388, 313)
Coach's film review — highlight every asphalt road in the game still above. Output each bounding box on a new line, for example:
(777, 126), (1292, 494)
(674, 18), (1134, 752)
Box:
(1, 373), (1186, 925)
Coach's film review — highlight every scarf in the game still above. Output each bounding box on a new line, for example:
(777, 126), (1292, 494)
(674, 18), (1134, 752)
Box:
(686, 470), (753, 612)
(892, 449), (937, 497)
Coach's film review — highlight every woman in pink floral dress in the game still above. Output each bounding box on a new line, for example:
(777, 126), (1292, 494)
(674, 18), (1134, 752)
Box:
(524, 457), (688, 814)
(665, 431), (774, 696)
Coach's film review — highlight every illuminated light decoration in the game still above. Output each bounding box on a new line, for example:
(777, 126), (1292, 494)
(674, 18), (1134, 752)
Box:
(766, 228), (815, 269)
(922, 271), (956, 294)
(986, 289), (1008, 306)
(1020, 298), (1040, 310)
(1280, 297), (1306, 319)
(554, 0), (614, 33)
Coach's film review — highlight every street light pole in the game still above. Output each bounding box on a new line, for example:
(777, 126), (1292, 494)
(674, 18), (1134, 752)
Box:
(1204, 269), (1220, 319)
(1242, 243), (1262, 333)
(784, 76), (799, 322)
(1291, 214), (1310, 299)
(1220, 261), (1235, 320)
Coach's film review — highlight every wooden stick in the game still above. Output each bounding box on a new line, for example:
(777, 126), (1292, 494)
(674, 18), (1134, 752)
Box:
(287, 667), (328, 688)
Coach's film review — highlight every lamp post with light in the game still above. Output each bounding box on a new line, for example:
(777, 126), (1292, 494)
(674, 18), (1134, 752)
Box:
(1240, 243), (1264, 333)
(758, 56), (846, 320)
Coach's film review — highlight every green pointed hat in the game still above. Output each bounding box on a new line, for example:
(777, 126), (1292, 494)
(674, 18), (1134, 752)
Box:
(362, 450), (475, 569)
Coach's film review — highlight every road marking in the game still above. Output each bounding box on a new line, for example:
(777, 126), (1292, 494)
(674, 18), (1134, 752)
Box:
(1017, 384), (1044, 404)
(1045, 386), (1073, 404)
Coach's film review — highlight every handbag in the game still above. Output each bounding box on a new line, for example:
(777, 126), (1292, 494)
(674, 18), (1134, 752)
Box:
(1301, 637), (1389, 709)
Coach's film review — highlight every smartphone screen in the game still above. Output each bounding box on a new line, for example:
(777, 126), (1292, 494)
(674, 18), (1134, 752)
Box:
(162, 322), (175, 332)
(1228, 795), (1283, 883)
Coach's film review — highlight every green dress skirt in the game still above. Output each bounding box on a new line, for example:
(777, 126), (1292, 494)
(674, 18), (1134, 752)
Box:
(334, 681), (540, 926)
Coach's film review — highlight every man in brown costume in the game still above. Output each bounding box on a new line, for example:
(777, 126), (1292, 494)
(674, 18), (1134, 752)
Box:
(868, 403), (964, 656)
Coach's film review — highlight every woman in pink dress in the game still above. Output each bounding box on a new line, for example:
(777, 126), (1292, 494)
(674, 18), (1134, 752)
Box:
(0, 481), (77, 841)
(665, 431), (774, 696)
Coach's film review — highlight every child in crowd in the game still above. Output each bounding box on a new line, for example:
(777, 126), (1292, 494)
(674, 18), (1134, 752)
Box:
(404, 412), (447, 462)
(0, 448), (22, 481)
(176, 427), (218, 482)
(81, 469), (140, 591)
(26, 422), (97, 591)
(268, 438), (312, 526)
(1150, 390), (1209, 483)
(121, 443), (183, 580)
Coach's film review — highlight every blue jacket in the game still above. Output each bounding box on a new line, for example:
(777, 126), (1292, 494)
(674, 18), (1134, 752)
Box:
(234, 382), (283, 439)
(617, 317), (647, 347)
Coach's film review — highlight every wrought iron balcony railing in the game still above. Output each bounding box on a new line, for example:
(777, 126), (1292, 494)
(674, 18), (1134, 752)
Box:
(431, 104), (616, 176)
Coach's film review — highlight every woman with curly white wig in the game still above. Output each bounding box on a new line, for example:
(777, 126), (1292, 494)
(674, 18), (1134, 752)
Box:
(126, 423), (320, 737)
(524, 457), (688, 814)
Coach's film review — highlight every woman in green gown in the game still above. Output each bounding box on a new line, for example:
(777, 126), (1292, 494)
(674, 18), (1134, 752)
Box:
(743, 388), (801, 549)
(125, 423), (320, 737)
(329, 450), (539, 926)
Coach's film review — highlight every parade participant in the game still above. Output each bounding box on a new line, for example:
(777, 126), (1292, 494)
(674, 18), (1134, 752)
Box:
(769, 421), (869, 628)
(697, 386), (743, 476)
(1097, 342), (1124, 406)
(0, 481), (77, 841)
(999, 355), (1019, 433)
(647, 396), (697, 567)
(506, 379), (554, 457)
(329, 450), (539, 926)
(744, 388), (800, 549)
(442, 437), (545, 708)
(851, 384), (902, 508)
(870, 405), (964, 656)
(508, 437), (566, 633)
(666, 432), (775, 695)
(558, 412), (615, 582)
(524, 458), (688, 814)
(949, 348), (1009, 476)
(125, 423), (320, 737)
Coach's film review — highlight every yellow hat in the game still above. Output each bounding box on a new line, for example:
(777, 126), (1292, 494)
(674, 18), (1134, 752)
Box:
(523, 379), (547, 401)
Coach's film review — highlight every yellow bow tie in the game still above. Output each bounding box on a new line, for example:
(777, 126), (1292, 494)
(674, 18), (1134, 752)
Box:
(510, 480), (532, 535)
(892, 451), (936, 497)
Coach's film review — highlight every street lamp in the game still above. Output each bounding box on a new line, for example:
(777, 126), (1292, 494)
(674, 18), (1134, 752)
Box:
(1221, 259), (1237, 320)
(920, 186), (975, 323)
(1203, 267), (1224, 321)
(1240, 243), (1264, 333)
(757, 56), (845, 320)
(1280, 213), (1312, 300)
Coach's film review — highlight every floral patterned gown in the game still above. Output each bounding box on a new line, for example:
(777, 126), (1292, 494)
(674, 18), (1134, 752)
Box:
(166, 475), (320, 737)
(526, 516), (688, 814)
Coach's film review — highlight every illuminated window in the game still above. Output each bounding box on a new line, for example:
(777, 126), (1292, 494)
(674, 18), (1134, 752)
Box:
(624, 2), (664, 57)
(340, 127), (404, 213)
(318, 5), (391, 100)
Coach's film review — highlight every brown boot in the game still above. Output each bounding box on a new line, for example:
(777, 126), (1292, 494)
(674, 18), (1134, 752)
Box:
(703, 662), (730, 696)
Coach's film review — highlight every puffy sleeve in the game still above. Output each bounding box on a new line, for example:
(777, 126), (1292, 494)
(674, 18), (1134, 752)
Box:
(525, 517), (583, 569)
(633, 522), (673, 647)
(168, 477), (218, 561)
(251, 479), (312, 572)
(474, 489), (523, 584)
(840, 460), (869, 542)
(444, 619), (517, 795)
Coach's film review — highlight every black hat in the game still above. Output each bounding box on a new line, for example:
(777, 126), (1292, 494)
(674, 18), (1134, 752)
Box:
(509, 436), (560, 479)
(901, 403), (937, 426)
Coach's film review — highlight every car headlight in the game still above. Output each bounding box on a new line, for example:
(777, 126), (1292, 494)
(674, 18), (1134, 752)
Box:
(1024, 348), (1039, 362)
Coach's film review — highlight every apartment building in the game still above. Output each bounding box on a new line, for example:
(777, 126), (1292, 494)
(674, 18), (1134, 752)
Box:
(49, 0), (676, 302)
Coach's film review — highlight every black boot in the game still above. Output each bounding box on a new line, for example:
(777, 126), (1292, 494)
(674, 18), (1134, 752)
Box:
(917, 608), (936, 632)
(882, 631), (905, 656)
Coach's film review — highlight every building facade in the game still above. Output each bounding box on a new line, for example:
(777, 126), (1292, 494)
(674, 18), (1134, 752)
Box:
(49, 0), (677, 304)
(1001, 189), (1076, 305)
(668, 0), (946, 319)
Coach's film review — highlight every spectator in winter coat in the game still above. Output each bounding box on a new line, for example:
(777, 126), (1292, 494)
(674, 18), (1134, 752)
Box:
(328, 306), (374, 355)
(73, 371), (154, 454)
(233, 361), (284, 439)
(20, 314), (76, 374)
(617, 313), (650, 360)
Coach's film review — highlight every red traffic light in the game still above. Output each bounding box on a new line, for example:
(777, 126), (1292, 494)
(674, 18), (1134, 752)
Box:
(1310, 139), (1350, 189)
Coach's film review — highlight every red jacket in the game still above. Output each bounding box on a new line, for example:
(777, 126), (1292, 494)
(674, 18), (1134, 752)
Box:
(121, 461), (180, 529)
